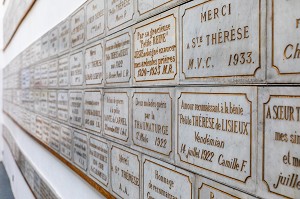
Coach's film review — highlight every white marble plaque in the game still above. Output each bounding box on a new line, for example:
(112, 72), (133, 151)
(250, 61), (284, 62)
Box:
(60, 125), (73, 160)
(69, 91), (83, 126)
(133, 10), (177, 83)
(258, 87), (300, 198)
(40, 34), (49, 60)
(107, 0), (134, 31)
(40, 63), (48, 88)
(143, 156), (194, 199)
(196, 175), (255, 199)
(34, 91), (40, 113)
(59, 19), (70, 53)
(181, 0), (261, 82)
(34, 65), (41, 88)
(47, 91), (57, 118)
(50, 122), (60, 153)
(104, 91), (129, 142)
(176, 87), (257, 192)
(48, 60), (58, 87)
(86, 0), (105, 40)
(84, 91), (102, 133)
(85, 42), (104, 85)
(88, 136), (109, 186)
(111, 144), (140, 199)
(132, 90), (173, 156)
(58, 56), (69, 87)
(71, 8), (85, 47)
(35, 116), (43, 139)
(42, 118), (51, 145)
(49, 28), (59, 57)
(105, 31), (131, 84)
(40, 91), (48, 115)
(70, 51), (84, 86)
(57, 91), (69, 122)
(73, 130), (88, 171)
(269, 0), (300, 83)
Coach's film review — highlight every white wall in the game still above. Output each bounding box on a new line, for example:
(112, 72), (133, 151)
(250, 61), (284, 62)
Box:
(0, 0), (105, 198)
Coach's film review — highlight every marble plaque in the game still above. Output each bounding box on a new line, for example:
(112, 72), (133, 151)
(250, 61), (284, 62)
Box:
(143, 155), (194, 199)
(258, 87), (300, 198)
(71, 8), (85, 47)
(40, 63), (48, 88)
(105, 30), (131, 84)
(69, 91), (83, 126)
(41, 34), (49, 60)
(111, 144), (141, 199)
(70, 51), (84, 86)
(181, 0), (262, 83)
(50, 122), (60, 153)
(32, 39), (41, 64)
(196, 175), (255, 199)
(86, 0), (105, 40)
(132, 89), (174, 157)
(84, 90), (102, 133)
(47, 91), (57, 118)
(176, 87), (257, 192)
(107, 0), (134, 31)
(42, 118), (51, 145)
(73, 130), (88, 171)
(34, 65), (41, 88)
(60, 125), (73, 161)
(269, 0), (300, 83)
(40, 91), (48, 115)
(133, 9), (178, 84)
(58, 55), (69, 87)
(104, 91), (129, 142)
(35, 116), (43, 140)
(85, 42), (104, 85)
(34, 91), (40, 113)
(48, 60), (58, 87)
(59, 19), (70, 53)
(49, 27), (59, 57)
(57, 91), (69, 122)
(88, 136), (109, 186)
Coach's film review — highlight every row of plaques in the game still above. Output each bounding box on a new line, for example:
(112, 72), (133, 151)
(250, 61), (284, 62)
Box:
(2, 125), (60, 199)
(3, 113), (258, 199)
(3, 86), (300, 198)
(3, 0), (300, 87)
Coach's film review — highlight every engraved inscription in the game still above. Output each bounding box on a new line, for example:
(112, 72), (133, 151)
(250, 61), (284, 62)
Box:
(57, 91), (69, 122)
(178, 92), (251, 181)
(85, 43), (103, 85)
(50, 122), (60, 153)
(89, 137), (109, 186)
(107, 0), (134, 30)
(134, 14), (177, 82)
(71, 8), (85, 47)
(143, 158), (193, 199)
(48, 60), (58, 87)
(69, 91), (83, 126)
(47, 91), (57, 118)
(111, 146), (140, 198)
(86, 0), (105, 40)
(59, 20), (70, 53)
(133, 92), (172, 155)
(49, 28), (59, 57)
(263, 95), (300, 198)
(73, 131), (88, 171)
(58, 56), (69, 87)
(105, 32), (131, 83)
(273, 0), (300, 74)
(182, 0), (260, 78)
(84, 91), (102, 132)
(104, 92), (129, 141)
(60, 126), (73, 160)
(40, 91), (48, 115)
(70, 51), (84, 86)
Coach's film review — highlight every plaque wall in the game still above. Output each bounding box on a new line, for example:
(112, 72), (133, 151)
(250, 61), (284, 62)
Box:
(2, 0), (300, 198)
